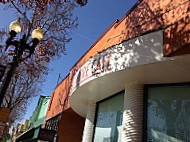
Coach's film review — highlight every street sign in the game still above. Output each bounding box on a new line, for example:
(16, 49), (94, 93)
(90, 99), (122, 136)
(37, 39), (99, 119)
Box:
(0, 65), (6, 81)
(0, 107), (10, 122)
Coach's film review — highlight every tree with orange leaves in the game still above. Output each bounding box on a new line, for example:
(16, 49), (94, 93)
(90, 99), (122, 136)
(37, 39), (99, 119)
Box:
(0, 0), (80, 125)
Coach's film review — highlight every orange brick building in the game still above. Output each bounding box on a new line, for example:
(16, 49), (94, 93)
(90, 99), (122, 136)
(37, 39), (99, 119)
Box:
(44, 0), (190, 141)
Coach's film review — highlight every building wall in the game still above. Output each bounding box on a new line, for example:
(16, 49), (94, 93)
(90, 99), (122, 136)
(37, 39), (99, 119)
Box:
(44, 75), (85, 141)
(27, 96), (50, 129)
(15, 120), (28, 139)
(57, 108), (85, 142)
(163, 15), (190, 56)
(37, 97), (51, 120)
(70, 0), (189, 73)
(44, 0), (190, 141)
(45, 75), (70, 121)
(22, 120), (29, 131)
(46, 0), (190, 121)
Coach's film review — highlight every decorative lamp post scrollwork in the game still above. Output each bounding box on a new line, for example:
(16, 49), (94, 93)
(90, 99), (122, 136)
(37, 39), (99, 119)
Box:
(0, 18), (43, 107)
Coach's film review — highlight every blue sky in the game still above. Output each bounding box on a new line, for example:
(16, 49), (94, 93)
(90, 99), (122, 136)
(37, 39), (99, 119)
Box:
(0, 0), (138, 122)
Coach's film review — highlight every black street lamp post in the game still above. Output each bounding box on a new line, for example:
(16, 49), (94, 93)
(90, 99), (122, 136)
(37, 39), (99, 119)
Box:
(0, 18), (43, 108)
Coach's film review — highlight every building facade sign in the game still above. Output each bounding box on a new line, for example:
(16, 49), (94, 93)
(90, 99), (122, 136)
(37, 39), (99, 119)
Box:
(72, 50), (113, 92)
(71, 31), (164, 93)
(45, 114), (61, 131)
(38, 128), (56, 141)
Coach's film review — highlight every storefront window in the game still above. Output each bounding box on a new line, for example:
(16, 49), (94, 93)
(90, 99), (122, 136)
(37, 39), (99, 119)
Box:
(93, 91), (124, 142)
(147, 84), (190, 142)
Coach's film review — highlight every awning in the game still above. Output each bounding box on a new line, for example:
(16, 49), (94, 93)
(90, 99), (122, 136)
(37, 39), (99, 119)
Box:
(15, 126), (55, 142)
(22, 138), (38, 142)
(16, 128), (35, 142)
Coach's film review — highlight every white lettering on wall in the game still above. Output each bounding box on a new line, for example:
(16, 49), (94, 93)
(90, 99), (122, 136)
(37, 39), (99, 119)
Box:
(71, 31), (164, 93)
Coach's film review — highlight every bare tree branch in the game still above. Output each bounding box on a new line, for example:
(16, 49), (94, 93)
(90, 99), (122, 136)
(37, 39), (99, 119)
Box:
(10, 1), (31, 25)
(0, 0), (78, 126)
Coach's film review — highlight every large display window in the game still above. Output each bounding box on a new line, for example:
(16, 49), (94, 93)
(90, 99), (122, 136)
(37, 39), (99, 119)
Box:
(93, 91), (124, 142)
(146, 84), (190, 142)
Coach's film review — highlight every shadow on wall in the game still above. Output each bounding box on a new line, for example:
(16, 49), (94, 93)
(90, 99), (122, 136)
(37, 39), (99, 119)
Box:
(110, 32), (161, 73)
(121, 0), (189, 42)
(164, 15), (190, 56)
(121, 0), (189, 57)
(73, 30), (164, 91)
(71, 0), (190, 93)
(108, 30), (163, 72)
(46, 63), (81, 120)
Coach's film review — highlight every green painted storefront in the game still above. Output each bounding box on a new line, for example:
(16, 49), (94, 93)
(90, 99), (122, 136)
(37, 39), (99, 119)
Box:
(16, 96), (51, 142)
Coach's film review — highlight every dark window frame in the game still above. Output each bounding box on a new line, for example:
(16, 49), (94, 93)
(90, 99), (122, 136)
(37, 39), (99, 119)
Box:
(92, 90), (125, 142)
(143, 82), (190, 142)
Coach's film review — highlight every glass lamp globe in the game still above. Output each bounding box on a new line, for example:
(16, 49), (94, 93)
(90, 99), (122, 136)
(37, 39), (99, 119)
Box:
(9, 18), (22, 33)
(32, 27), (43, 41)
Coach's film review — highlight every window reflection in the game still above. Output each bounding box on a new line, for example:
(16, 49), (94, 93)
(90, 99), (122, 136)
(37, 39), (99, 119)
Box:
(94, 92), (124, 142)
(147, 85), (190, 142)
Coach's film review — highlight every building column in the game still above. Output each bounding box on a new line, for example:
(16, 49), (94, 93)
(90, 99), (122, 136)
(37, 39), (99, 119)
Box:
(82, 102), (96, 142)
(122, 82), (144, 142)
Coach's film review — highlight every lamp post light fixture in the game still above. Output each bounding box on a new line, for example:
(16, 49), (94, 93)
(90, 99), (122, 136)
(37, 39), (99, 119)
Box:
(0, 18), (43, 107)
